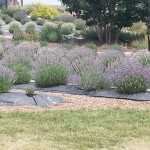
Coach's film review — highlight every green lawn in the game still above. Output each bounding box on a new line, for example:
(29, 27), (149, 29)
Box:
(0, 109), (150, 150)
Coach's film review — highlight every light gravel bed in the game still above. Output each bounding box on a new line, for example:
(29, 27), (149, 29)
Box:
(0, 89), (149, 112)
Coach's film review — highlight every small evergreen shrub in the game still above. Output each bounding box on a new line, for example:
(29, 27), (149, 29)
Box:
(31, 15), (38, 21)
(74, 19), (86, 30)
(2, 14), (10, 21)
(26, 23), (36, 34)
(21, 18), (29, 25)
(84, 43), (98, 54)
(36, 19), (45, 26)
(13, 29), (25, 41)
(4, 16), (13, 24)
(24, 33), (39, 41)
(40, 41), (48, 47)
(40, 25), (61, 42)
(35, 64), (68, 87)
(60, 23), (75, 35)
(9, 23), (20, 33)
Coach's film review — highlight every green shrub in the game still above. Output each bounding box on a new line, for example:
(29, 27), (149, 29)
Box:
(36, 19), (45, 26)
(40, 41), (48, 47)
(74, 19), (86, 30)
(84, 43), (98, 54)
(21, 18), (29, 25)
(9, 23), (20, 33)
(40, 25), (61, 42)
(74, 30), (81, 37)
(4, 17), (13, 24)
(106, 44), (124, 52)
(35, 64), (68, 87)
(60, 43), (74, 50)
(26, 23), (36, 34)
(0, 76), (11, 93)
(8, 61), (31, 85)
(1, 8), (16, 17)
(116, 73), (148, 94)
(60, 23), (75, 35)
(119, 32), (145, 43)
(24, 33), (39, 41)
(83, 27), (99, 40)
(13, 40), (25, 46)
(31, 15), (38, 21)
(131, 40), (148, 50)
(11, 65), (31, 85)
(78, 71), (109, 91)
(2, 14), (9, 21)
(13, 29), (25, 41)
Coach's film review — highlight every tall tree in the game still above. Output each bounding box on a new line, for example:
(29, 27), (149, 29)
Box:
(61, 0), (150, 44)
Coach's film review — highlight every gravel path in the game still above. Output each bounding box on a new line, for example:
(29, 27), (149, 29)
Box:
(0, 90), (149, 112)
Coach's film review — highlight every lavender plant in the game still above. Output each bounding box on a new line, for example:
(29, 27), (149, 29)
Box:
(131, 50), (150, 66)
(35, 64), (68, 87)
(0, 64), (16, 93)
(99, 50), (125, 68)
(78, 71), (109, 90)
(106, 58), (150, 94)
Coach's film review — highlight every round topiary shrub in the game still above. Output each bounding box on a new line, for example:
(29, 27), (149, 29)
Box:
(21, 18), (29, 25)
(0, 64), (15, 93)
(35, 64), (68, 87)
(5, 16), (13, 24)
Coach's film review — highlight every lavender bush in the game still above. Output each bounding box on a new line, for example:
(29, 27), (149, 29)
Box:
(99, 50), (125, 68)
(35, 64), (68, 87)
(106, 58), (150, 94)
(0, 64), (15, 93)
(78, 71), (109, 90)
(131, 50), (150, 66)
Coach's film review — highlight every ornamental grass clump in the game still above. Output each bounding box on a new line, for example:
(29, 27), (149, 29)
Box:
(106, 58), (150, 94)
(0, 64), (15, 93)
(35, 64), (68, 87)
